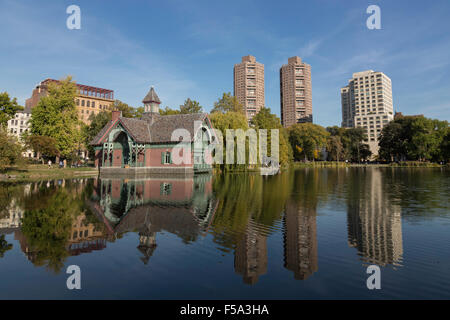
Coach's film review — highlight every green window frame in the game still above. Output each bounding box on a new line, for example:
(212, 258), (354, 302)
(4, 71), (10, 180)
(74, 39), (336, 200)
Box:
(161, 151), (172, 164)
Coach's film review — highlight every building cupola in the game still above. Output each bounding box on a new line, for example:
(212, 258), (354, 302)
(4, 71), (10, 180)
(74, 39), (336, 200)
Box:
(142, 86), (161, 113)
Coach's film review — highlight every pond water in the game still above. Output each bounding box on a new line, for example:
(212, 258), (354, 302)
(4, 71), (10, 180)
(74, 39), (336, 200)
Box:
(0, 168), (449, 299)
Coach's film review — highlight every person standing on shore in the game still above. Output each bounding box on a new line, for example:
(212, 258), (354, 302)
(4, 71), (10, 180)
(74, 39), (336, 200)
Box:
(48, 160), (52, 169)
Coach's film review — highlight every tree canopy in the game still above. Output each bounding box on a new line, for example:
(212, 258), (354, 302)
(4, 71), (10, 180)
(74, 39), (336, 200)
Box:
(0, 92), (23, 127)
(211, 92), (244, 114)
(0, 128), (23, 170)
(288, 123), (329, 161)
(159, 98), (203, 115)
(379, 115), (449, 162)
(29, 76), (81, 159)
(251, 107), (292, 166)
(82, 111), (112, 157)
(180, 98), (203, 114)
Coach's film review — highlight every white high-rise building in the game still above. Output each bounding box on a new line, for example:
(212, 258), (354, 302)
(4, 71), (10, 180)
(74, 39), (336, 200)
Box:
(341, 70), (394, 156)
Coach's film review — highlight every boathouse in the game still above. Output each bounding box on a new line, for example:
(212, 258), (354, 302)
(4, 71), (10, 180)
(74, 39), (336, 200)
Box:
(90, 87), (214, 175)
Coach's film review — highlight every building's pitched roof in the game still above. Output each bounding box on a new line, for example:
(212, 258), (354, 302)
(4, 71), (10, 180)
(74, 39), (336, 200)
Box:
(90, 112), (208, 145)
(148, 113), (206, 143)
(142, 87), (161, 104)
(90, 120), (115, 145)
(119, 117), (151, 143)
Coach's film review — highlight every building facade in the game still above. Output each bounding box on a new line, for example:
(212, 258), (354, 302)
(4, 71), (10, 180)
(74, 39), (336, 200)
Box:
(341, 70), (394, 156)
(25, 78), (114, 124)
(6, 110), (34, 158)
(280, 56), (312, 127)
(233, 55), (265, 122)
(90, 87), (214, 176)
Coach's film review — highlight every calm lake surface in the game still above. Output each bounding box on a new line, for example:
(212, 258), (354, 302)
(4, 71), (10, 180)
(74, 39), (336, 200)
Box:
(0, 168), (449, 299)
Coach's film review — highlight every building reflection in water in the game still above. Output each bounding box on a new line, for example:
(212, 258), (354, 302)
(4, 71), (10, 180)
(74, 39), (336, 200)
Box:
(281, 169), (320, 280)
(0, 168), (405, 281)
(89, 174), (218, 264)
(347, 169), (403, 267)
(283, 198), (318, 280)
(234, 220), (268, 285)
(67, 213), (107, 256)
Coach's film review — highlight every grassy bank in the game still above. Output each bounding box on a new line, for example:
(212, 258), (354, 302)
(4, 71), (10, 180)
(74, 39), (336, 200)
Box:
(0, 164), (98, 181)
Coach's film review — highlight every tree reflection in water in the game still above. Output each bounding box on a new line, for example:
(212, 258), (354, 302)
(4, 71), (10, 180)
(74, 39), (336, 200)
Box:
(1, 168), (441, 284)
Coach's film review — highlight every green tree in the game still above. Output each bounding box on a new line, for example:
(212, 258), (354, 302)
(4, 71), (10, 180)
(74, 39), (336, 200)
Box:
(344, 127), (371, 162)
(110, 100), (135, 118)
(409, 117), (439, 161)
(288, 123), (329, 161)
(211, 92), (244, 114)
(327, 135), (344, 161)
(180, 98), (203, 114)
(378, 115), (448, 162)
(378, 121), (404, 161)
(0, 128), (23, 170)
(159, 106), (181, 115)
(251, 107), (292, 166)
(83, 111), (112, 157)
(29, 76), (81, 159)
(209, 111), (248, 170)
(440, 127), (450, 163)
(133, 106), (145, 118)
(23, 135), (59, 161)
(0, 92), (23, 127)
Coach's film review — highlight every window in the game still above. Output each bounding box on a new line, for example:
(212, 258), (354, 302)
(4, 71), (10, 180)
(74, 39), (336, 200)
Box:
(296, 100), (304, 106)
(247, 89), (255, 96)
(87, 101), (90, 107)
(160, 183), (172, 195)
(92, 101), (95, 108)
(76, 99), (80, 106)
(247, 67), (255, 74)
(161, 151), (172, 164)
(81, 100), (85, 106)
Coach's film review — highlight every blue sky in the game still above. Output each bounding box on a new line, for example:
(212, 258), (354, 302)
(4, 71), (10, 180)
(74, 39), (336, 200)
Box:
(1, 0), (449, 126)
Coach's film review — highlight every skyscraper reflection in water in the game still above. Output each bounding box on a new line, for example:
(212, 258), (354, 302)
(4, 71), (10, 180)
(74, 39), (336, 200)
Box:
(346, 169), (403, 267)
(234, 220), (268, 285)
(283, 198), (318, 280)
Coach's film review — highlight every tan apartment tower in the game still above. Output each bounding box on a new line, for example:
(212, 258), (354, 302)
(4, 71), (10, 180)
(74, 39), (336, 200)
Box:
(280, 56), (312, 128)
(341, 70), (394, 156)
(233, 55), (265, 122)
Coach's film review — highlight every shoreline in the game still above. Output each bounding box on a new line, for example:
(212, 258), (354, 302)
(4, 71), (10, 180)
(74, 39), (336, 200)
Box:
(0, 166), (99, 182)
(1, 162), (446, 182)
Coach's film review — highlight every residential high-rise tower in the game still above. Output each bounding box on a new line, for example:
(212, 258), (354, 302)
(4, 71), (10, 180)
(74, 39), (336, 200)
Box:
(341, 70), (394, 156)
(280, 56), (312, 127)
(233, 55), (265, 122)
